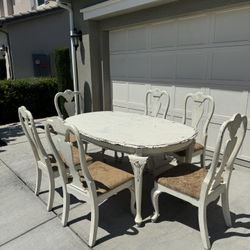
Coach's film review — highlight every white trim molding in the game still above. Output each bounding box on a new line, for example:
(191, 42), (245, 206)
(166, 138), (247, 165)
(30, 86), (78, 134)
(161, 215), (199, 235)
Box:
(80, 0), (177, 20)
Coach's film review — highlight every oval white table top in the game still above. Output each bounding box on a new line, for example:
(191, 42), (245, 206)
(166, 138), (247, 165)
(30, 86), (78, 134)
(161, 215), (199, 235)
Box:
(66, 111), (197, 154)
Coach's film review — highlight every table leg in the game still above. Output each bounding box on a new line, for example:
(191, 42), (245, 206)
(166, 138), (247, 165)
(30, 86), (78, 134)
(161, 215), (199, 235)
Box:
(185, 139), (195, 163)
(128, 155), (148, 226)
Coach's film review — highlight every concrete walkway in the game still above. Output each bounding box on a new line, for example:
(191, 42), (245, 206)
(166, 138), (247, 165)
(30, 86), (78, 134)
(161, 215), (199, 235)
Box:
(0, 120), (250, 250)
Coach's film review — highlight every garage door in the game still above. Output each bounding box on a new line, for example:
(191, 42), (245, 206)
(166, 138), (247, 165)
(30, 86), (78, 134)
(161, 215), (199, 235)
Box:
(109, 5), (250, 162)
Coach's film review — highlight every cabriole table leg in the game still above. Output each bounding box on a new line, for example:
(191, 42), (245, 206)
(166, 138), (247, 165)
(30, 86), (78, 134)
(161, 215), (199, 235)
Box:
(128, 155), (148, 226)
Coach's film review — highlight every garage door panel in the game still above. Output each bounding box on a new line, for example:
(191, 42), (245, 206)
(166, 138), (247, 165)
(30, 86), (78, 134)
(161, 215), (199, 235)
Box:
(128, 82), (148, 105)
(110, 30), (127, 52)
(176, 52), (207, 80)
(127, 26), (147, 51)
(174, 86), (201, 112)
(210, 89), (245, 116)
(151, 52), (176, 79)
(246, 93), (250, 119)
(127, 54), (147, 78)
(112, 81), (128, 102)
(113, 106), (128, 112)
(206, 123), (221, 151)
(211, 47), (250, 81)
(150, 20), (177, 49)
(239, 131), (250, 161)
(214, 7), (250, 43)
(178, 15), (209, 46)
(110, 54), (127, 78)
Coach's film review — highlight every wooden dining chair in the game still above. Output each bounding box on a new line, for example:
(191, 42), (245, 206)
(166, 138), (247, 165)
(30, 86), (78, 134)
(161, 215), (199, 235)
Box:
(175, 92), (215, 167)
(151, 113), (247, 249)
(18, 106), (59, 211)
(54, 89), (89, 151)
(54, 89), (84, 119)
(145, 88), (170, 119)
(45, 117), (135, 247)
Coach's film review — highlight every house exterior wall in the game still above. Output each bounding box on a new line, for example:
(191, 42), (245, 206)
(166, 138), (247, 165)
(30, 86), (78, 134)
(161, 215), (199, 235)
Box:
(6, 10), (70, 79)
(12, 0), (35, 14)
(72, 0), (107, 112)
(0, 0), (36, 17)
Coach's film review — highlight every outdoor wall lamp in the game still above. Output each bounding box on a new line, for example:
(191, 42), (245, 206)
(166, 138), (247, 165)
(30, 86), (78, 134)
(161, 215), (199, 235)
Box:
(71, 28), (82, 50)
(0, 44), (7, 58)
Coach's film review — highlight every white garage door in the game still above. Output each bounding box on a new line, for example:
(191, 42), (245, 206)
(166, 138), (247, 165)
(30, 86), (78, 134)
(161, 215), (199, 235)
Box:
(109, 5), (250, 162)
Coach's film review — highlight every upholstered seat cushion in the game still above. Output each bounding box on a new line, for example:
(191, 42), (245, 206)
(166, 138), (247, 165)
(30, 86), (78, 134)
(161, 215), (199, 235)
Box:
(175, 142), (204, 157)
(71, 146), (93, 165)
(69, 134), (77, 143)
(78, 161), (134, 195)
(156, 163), (207, 199)
(68, 133), (92, 164)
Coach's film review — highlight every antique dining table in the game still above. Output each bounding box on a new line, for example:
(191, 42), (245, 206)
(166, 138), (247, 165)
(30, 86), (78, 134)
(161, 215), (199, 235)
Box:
(66, 111), (197, 225)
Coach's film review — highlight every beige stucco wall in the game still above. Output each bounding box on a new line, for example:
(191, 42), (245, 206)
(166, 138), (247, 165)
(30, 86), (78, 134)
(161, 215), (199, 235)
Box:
(13, 0), (34, 14)
(72, 0), (106, 112)
(6, 10), (70, 79)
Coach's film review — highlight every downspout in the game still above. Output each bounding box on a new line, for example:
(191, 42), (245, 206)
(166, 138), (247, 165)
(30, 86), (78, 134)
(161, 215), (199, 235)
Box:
(54, 0), (80, 114)
(0, 29), (14, 79)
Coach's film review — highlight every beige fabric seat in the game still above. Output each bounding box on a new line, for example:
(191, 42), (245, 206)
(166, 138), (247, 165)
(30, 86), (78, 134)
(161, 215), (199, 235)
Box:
(78, 161), (134, 195)
(156, 163), (207, 199)
(71, 145), (93, 165)
(175, 142), (204, 157)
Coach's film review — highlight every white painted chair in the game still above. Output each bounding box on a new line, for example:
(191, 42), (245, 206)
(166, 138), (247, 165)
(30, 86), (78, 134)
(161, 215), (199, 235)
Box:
(145, 88), (170, 119)
(45, 117), (135, 247)
(54, 89), (84, 119)
(18, 106), (59, 211)
(176, 92), (215, 167)
(54, 89), (89, 151)
(151, 113), (247, 250)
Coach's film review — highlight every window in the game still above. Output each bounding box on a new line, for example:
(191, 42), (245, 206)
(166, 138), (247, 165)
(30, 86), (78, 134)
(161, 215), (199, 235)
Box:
(37, 0), (45, 6)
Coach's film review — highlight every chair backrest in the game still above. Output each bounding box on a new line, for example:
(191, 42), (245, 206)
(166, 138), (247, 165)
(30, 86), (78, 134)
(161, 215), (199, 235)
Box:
(45, 117), (96, 195)
(201, 113), (247, 198)
(145, 88), (170, 119)
(182, 92), (215, 145)
(54, 89), (84, 119)
(18, 106), (48, 165)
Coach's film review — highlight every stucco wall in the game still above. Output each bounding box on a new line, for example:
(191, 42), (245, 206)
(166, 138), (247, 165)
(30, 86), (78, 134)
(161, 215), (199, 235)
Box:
(72, 0), (107, 112)
(6, 10), (70, 79)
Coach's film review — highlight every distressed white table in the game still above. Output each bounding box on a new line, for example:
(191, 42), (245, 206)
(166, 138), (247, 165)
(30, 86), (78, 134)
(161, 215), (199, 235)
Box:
(66, 111), (197, 225)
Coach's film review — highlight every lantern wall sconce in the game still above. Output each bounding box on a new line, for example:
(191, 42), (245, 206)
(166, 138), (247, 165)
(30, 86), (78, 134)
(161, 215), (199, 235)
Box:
(0, 44), (7, 58)
(71, 28), (82, 50)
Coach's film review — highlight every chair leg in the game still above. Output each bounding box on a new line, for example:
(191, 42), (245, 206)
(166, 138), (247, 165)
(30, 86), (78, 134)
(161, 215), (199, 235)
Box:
(114, 151), (118, 160)
(62, 191), (70, 227)
(88, 203), (99, 247)
(35, 167), (42, 196)
(221, 191), (232, 227)
(84, 142), (88, 153)
(151, 187), (161, 222)
(198, 204), (211, 250)
(200, 153), (205, 168)
(129, 186), (136, 216)
(102, 148), (106, 161)
(47, 175), (55, 212)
